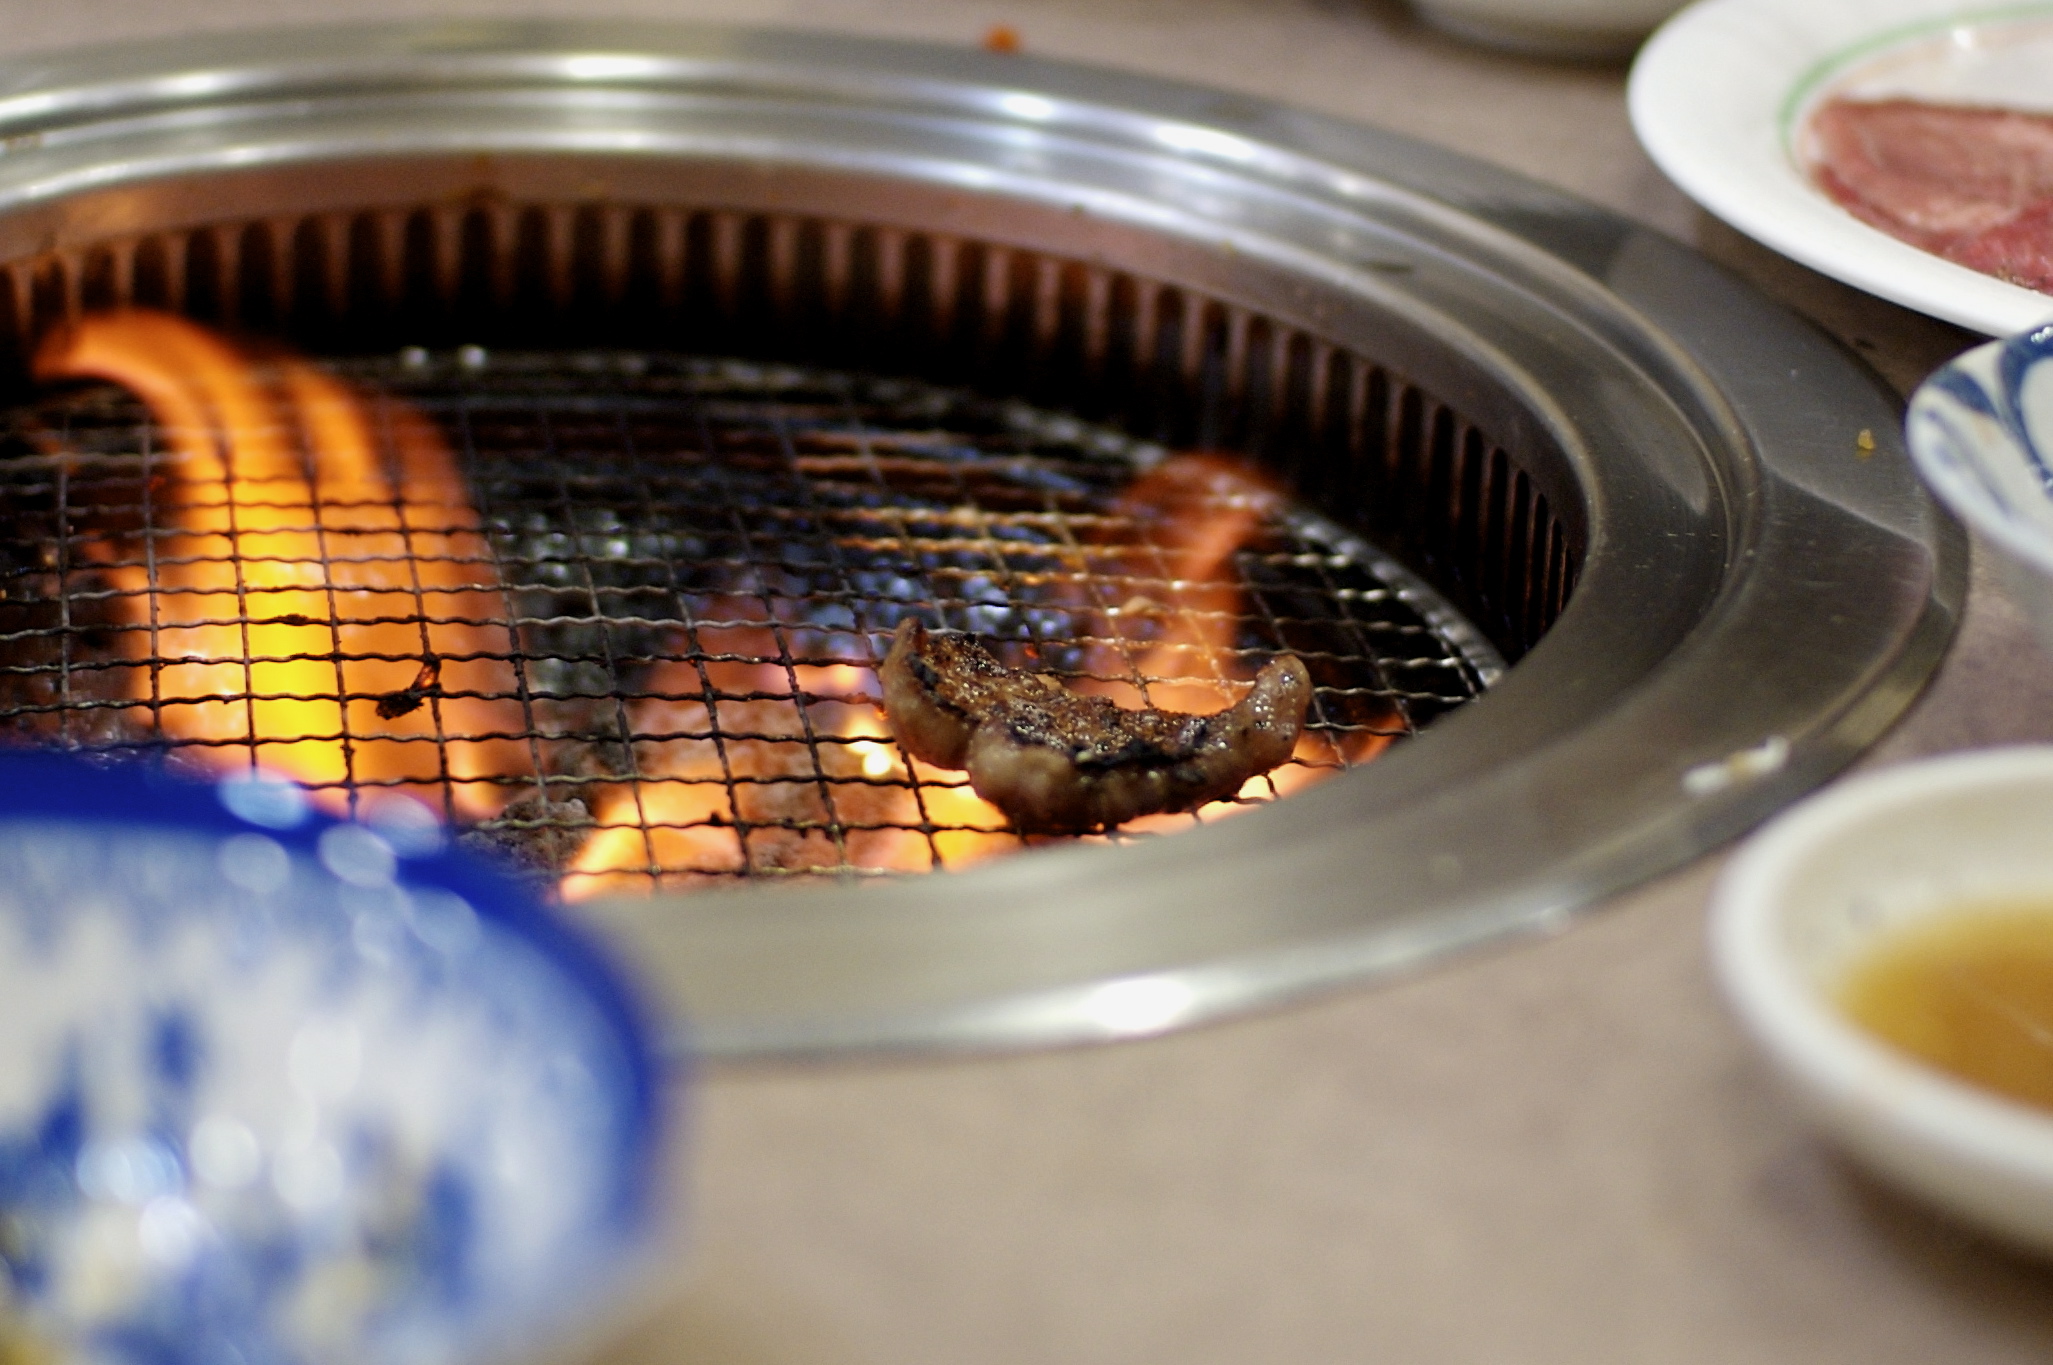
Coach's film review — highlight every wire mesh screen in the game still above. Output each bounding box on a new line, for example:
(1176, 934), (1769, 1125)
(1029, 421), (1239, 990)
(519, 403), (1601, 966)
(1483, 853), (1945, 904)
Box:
(0, 351), (1496, 895)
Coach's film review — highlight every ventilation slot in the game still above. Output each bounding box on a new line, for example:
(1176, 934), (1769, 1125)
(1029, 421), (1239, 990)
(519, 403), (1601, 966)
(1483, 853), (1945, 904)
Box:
(2, 201), (1579, 660)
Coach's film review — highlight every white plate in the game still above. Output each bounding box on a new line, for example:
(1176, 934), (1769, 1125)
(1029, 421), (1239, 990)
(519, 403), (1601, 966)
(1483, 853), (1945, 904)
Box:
(1629, 0), (2053, 337)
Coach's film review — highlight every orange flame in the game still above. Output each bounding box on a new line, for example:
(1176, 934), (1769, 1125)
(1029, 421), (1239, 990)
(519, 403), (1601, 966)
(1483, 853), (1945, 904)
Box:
(1085, 454), (1282, 712)
(34, 310), (1377, 887)
(560, 620), (955, 898)
(1074, 454), (1384, 839)
(561, 454), (1380, 894)
(35, 310), (529, 818)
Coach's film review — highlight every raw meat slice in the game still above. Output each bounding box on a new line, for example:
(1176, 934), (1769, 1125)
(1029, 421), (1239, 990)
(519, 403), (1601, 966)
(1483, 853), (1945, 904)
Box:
(1806, 98), (2053, 292)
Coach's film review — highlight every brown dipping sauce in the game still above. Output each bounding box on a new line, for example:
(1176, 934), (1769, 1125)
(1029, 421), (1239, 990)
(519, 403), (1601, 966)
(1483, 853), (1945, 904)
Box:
(1838, 905), (2053, 1112)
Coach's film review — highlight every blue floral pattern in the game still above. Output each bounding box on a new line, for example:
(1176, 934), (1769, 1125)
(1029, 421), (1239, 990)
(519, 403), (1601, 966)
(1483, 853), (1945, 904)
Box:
(0, 758), (662, 1365)
(1908, 323), (2053, 563)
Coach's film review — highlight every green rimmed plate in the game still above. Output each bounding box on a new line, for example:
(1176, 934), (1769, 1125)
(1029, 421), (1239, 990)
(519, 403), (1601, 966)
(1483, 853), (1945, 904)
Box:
(1631, 0), (2053, 335)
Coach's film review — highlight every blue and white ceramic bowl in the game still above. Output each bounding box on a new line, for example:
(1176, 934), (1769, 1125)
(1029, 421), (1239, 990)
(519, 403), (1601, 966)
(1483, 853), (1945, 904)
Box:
(1908, 323), (2053, 655)
(0, 754), (666, 1365)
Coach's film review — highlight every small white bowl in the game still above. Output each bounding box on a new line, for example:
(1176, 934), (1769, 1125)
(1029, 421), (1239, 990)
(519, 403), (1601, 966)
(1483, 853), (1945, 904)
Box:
(1412, 0), (1685, 59)
(1907, 324), (2053, 660)
(1711, 747), (2053, 1254)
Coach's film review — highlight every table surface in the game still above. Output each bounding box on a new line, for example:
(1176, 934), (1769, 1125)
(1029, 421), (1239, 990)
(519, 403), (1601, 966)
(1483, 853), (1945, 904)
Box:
(13, 1), (2053, 1360)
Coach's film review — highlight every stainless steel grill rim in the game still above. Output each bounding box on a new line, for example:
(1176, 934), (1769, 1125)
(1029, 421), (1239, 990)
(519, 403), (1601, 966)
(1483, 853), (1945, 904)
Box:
(0, 21), (1965, 1056)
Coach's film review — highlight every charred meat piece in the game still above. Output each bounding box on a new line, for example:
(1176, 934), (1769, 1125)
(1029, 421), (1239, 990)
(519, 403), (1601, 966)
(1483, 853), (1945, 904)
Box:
(878, 619), (1312, 831)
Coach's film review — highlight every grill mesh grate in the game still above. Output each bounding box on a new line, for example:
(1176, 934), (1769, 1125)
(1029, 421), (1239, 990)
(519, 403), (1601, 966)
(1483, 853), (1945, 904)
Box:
(0, 351), (1495, 894)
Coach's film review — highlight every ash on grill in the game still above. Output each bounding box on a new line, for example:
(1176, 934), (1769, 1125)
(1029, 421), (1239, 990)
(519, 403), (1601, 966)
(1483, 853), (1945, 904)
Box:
(0, 351), (1493, 895)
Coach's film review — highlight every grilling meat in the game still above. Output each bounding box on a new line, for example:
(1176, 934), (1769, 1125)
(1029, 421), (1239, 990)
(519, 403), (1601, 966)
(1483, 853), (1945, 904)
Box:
(879, 619), (1312, 831)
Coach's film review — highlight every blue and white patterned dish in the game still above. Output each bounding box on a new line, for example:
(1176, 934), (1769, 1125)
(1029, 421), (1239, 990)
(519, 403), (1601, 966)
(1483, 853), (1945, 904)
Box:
(1908, 324), (2053, 655)
(0, 754), (666, 1365)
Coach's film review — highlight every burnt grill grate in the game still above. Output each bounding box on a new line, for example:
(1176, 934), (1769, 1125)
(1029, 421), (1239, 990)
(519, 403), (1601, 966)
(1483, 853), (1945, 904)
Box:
(0, 351), (1495, 894)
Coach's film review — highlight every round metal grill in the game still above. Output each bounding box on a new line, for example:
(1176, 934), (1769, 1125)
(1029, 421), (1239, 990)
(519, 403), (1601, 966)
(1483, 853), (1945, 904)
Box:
(0, 23), (1965, 1052)
(0, 350), (1496, 893)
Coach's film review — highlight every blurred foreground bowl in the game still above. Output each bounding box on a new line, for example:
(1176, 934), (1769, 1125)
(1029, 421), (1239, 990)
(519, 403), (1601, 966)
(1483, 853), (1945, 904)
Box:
(1411, 0), (1686, 59)
(1711, 748), (2053, 1255)
(0, 754), (666, 1365)
(1909, 323), (2053, 658)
